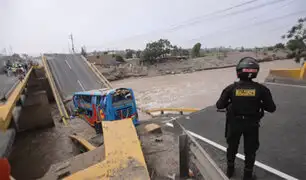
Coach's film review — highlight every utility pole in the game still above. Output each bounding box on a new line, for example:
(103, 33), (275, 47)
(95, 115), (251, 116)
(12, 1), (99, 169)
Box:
(69, 34), (75, 53)
(9, 46), (13, 55)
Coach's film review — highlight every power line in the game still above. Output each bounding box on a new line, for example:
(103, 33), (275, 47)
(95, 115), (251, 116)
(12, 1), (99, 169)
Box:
(167, 0), (288, 32)
(186, 0), (297, 42)
(88, 0), (296, 51)
(95, 0), (290, 50)
(166, 0), (260, 31)
(88, 0), (261, 49)
(186, 9), (306, 43)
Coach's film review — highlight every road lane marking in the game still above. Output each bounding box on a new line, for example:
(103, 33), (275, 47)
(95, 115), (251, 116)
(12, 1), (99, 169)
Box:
(166, 122), (174, 127)
(65, 60), (72, 69)
(165, 123), (299, 180)
(77, 80), (85, 91)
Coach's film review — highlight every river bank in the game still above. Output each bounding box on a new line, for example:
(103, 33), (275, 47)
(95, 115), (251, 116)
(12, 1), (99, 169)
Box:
(97, 51), (288, 81)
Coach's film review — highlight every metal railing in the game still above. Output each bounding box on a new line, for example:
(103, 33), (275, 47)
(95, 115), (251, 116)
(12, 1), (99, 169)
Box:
(173, 120), (228, 180)
(146, 108), (200, 116)
(42, 55), (69, 125)
(80, 55), (113, 89)
(0, 68), (33, 130)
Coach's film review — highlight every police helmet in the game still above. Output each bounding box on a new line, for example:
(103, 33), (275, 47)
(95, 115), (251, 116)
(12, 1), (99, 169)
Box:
(236, 57), (259, 79)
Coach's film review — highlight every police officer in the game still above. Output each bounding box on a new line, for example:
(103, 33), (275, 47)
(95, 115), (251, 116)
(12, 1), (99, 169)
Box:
(216, 57), (276, 179)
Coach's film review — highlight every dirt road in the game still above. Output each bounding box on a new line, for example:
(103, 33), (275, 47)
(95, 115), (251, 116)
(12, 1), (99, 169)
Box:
(113, 59), (299, 110)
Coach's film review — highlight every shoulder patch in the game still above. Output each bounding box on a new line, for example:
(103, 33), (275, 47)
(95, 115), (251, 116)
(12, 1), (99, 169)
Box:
(235, 89), (256, 96)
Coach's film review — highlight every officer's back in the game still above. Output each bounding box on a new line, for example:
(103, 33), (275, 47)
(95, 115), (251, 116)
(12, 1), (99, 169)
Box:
(216, 57), (276, 180)
(216, 58), (276, 118)
(230, 80), (275, 119)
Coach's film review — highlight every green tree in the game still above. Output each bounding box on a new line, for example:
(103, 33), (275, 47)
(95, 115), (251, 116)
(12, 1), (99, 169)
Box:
(286, 39), (305, 51)
(125, 49), (134, 59)
(115, 55), (125, 63)
(191, 43), (201, 58)
(136, 50), (141, 58)
(274, 43), (285, 49)
(267, 46), (274, 51)
(182, 49), (190, 56)
(282, 17), (306, 62)
(142, 39), (173, 64)
(171, 45), (179, 56)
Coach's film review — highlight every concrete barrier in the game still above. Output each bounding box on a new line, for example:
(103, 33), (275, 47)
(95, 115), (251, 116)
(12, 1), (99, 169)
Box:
(0, 128), (15, 158)
(173, 120), (228, 180)
(42, 55), (69, 125)
(64, 119), (150, 179)
(16, 90), (54, 132)
(69, 135), (97, 151)
(267, 63), (306, 81)
(268, 69), (301, 79)
(81, 55), (113, 89)
(0, 68), (33, 130)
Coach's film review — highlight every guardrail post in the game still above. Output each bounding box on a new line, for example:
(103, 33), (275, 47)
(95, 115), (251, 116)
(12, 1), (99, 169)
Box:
(161, 110), (164, 115)
(180, 111), (183, 115)
(175, 120), (228, 180)
(179, 134), (189, 178)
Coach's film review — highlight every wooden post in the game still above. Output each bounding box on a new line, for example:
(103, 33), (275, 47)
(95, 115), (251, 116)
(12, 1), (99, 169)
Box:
(179, 134), (189, 177)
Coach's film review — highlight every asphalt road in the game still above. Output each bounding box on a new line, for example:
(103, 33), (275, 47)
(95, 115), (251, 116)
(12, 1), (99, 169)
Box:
(0, 57), (18, 101)
(0, 74), (18, 101)
(178, 83), (306, 180)
(45, 54), (103, 99)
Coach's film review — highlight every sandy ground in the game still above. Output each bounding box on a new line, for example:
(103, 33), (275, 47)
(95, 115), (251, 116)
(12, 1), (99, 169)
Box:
(9, 105), (97, 180)
(113, 59), (300, 110)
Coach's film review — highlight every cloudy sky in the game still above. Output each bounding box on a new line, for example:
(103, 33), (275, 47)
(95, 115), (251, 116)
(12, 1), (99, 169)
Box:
(0, 0), (305, 55)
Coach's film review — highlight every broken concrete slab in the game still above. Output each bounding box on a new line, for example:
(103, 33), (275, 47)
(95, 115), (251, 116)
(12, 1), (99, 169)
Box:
(144, 123), (162, 134)
(0, 128), (15, 158)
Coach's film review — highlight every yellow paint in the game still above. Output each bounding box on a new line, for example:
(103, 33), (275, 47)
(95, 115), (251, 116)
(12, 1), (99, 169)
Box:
(269, 63), (306, 80)
(146, 108), (200, 113)
(69, 135), (97, 151)
(42, 56), (69, 125)
(235, 89), (256, 96)
(0, 68), (33, 130)
(64, 119), (150, 180)
(299, 62), (306, 79)
(64, 157), (147, 180)
(269, 69), (301, 79)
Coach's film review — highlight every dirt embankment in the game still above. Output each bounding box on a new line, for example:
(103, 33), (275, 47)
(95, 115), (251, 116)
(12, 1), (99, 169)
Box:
(96, 51), (288, 81)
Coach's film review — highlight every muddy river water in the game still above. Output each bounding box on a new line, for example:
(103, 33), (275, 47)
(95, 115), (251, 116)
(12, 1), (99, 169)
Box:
(113, 59), (299, 110)
(9, 59), (299, 179)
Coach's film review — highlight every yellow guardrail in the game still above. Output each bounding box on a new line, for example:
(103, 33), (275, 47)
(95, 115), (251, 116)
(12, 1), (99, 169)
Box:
(80, 55), (113, 89)
(69, 134), (96, 151)
(0, 68), (33, 130)
(65, 119), (150, 179)
(300, 62), (306, 79)
(42, 55), (69, 125)
(268, 63), (306, 80)
(146, 108), (200, 115)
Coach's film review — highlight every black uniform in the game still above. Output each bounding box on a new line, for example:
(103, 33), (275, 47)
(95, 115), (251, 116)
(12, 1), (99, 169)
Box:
(216, 79), (276, 177)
